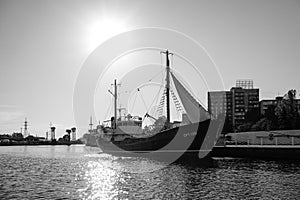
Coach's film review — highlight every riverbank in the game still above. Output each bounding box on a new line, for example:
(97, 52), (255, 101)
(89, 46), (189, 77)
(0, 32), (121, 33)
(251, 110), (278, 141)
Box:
(211, 129), (300, 159)
(0, 140), (83, 146)
(212, 145), (300, 159)
(226, 129), (300, 145)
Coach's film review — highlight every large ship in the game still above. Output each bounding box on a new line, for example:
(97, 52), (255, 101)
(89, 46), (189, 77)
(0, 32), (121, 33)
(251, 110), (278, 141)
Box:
(95, 50), (222, 161)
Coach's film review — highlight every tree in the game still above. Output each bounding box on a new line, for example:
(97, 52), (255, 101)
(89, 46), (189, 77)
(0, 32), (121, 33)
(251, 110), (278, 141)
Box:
(275, 89), (299, 130)
(237, 122), (252, 132)
(252, 118), (272, 131)
(245, 108), (261, 123)
(263, 104), (278, 130)
(12, 132), (24, 141)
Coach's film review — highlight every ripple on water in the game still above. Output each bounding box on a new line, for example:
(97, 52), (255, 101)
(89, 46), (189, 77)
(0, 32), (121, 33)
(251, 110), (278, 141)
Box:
(0, 146), (300, 200)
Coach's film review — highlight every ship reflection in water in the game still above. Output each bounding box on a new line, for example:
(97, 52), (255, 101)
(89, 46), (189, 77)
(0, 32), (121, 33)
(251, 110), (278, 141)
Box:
(0, 145), (300, 199)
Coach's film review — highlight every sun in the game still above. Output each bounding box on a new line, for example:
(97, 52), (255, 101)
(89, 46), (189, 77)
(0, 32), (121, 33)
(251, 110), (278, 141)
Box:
(86, 17), (127, 52)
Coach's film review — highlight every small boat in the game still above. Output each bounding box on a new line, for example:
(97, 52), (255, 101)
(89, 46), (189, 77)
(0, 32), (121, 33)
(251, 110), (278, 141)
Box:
(96, 50), (222, 162)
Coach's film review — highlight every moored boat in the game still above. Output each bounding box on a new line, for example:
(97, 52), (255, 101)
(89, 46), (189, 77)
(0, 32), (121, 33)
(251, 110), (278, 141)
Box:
(95, 50), (222, 161)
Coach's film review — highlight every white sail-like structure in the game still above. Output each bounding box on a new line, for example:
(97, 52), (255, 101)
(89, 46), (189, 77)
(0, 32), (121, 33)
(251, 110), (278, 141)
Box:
(171, 72), (211, 123)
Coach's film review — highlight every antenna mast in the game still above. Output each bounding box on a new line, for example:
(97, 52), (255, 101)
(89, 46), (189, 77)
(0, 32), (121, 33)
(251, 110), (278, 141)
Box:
(24, 118), (28, 137)
(89, 116), (93, 132)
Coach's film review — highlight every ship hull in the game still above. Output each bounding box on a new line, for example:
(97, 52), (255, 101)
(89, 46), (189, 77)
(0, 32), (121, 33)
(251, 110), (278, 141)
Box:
(97, 119), (220, 161)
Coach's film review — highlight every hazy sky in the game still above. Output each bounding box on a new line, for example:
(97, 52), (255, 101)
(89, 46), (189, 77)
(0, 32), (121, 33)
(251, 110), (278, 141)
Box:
(0, 0), (299, 137)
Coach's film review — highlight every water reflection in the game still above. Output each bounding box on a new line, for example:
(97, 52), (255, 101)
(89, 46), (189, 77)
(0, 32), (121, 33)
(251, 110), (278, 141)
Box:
(78, 155), (171, 199)
(78, 161), (117, 199)
(0, 146), (300, 200)
(80, 157), (300, 199)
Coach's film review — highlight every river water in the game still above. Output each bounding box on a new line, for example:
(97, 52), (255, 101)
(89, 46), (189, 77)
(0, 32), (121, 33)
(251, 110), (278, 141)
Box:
(0, 145), (299, 200)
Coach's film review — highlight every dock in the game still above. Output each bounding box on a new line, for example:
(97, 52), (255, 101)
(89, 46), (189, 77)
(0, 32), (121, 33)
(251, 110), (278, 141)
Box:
(212, 130), (300, 159)
(212, 145), (300, 159)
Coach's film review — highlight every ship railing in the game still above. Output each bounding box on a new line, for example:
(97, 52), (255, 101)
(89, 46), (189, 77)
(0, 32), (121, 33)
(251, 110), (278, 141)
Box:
(118, 115), (142, 122)
(117, 120), (141, 127)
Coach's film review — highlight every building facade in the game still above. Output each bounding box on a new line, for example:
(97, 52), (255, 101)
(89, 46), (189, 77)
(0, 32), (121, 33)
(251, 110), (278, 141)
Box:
(260, 96), (300, 115)
(207, 91), (232, 118)
(231, 86), (259, 128)
(259, 97), (282, 115)
(208, 80), (259, 131)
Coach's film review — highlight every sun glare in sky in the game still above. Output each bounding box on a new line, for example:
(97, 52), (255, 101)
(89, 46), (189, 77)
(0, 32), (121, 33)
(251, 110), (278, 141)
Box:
(86, 17), (128, 51)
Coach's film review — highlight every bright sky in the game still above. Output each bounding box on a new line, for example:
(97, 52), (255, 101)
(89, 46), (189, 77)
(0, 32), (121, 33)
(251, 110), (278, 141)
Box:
(0, 0), (299, 138)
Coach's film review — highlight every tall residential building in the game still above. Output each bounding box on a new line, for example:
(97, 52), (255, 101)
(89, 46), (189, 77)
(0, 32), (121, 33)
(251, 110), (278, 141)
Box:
(230, 86), (259, 128)
(208, 80), (259, 131)
(207, 91), (232, 118)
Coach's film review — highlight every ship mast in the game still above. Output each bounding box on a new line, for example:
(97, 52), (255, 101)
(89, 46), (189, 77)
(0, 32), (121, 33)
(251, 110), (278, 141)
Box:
(114, 79), (117, 132)
(161, 50), (173, 127)
(108, 79), (118, 138)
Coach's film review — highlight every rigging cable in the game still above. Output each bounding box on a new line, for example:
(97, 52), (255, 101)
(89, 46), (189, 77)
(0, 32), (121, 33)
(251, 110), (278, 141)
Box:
(160, 52), (165, 84)
(156, 90), (166, 117)
(156, 51), (166, 117)
(147, 84), (164, 115)
(148, 70), (163, 82)
(138, 88), (149, 111)
(104, 91), (113, 120)
(170, 53), (182, 119)
(129, 90), (138, 113)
